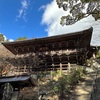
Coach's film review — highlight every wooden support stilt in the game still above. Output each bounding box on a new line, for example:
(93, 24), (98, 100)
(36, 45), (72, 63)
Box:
(24, 65), (26, 72)
(93, 53), (96, 59)
(60, 63), (62, 76)
(68, 62), (71, 73)
(50, 70), (53, 80)
(50, 63), (54, 80)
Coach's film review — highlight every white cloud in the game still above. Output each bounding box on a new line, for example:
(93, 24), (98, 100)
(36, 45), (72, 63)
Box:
(3, 35), (14, 42)
(16, 0), (30, 22)
(39, 5), (46, 11)
(41, 0), (68, 26)
(9, 39), (14, 42)
(41, 0), (100, 46)
(3, 35), (7, 41)
(0, 34), (14, 42)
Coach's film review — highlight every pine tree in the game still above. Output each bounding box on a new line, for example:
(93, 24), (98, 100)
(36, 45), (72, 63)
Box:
(56, 0), (100, 25)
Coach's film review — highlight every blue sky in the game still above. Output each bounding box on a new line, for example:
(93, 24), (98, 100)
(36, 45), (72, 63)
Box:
(0, 0), (51, 40)
(0, 0), (100, 46)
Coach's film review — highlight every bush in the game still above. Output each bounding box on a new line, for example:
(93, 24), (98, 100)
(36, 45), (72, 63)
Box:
(96, 51), (100, 58)
(52, 66), (87, 99)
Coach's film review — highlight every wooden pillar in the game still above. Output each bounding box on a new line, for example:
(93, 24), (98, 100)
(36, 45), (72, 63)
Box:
(52, 63), (54, 71)
(50, 70), (53, 80)
(68, 62), (71, 73)
(60, 63), (62, 76)
(50, 63), (54, 80)
(24, 65), (26, 72)
(18, 66), (20, 75)
(42, 53), (46, 71)
(93, 53), (96, 59)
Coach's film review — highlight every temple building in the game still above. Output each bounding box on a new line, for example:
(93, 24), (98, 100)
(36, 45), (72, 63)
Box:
(2, 27), (96, 73)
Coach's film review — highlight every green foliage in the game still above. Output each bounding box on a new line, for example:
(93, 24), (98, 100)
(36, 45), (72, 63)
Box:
(86, 50), (100, 66)
(96, 51), (100, 58)
(37, 71), (45, 79)
(16, 36), (27, 41)
(86, 58), (94, 66)
(69, 72), (79, 85)
(81, 0), (99, 3)
(53, 86), (59, 93)
(55, 70), (61, 77)
(56, 0), (100, 25)
(0, 34), (4, 42)
(67, 67), (86, 86)
(53, 66), (86, 97)
(53, 75), (69, 95)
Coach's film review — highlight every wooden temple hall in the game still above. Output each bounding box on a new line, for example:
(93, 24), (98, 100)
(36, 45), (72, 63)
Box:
(2, 27), (96, 73)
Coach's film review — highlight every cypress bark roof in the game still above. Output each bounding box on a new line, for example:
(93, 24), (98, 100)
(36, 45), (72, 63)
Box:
(0, 43), (14, 57)
(2, 27), (93, 55)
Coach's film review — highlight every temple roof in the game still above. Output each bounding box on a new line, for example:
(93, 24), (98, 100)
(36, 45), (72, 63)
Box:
(2, 27), (93, 55)
(0, 75), (35, 88)
(0, 43), (14, 57)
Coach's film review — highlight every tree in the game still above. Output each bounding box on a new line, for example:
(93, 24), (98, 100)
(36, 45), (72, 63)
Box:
(56, 0), (100, 25)
(0, 57), (10, 76)
(2, 83), (13, 100)
(0, 34), (5, 42)
(16, 36), (27, 41)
